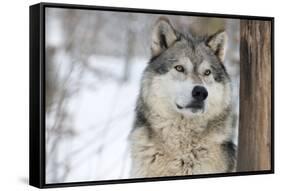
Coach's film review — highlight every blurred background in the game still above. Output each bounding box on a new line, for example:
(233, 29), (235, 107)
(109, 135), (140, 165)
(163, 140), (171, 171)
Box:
(45, 8), (240, 183)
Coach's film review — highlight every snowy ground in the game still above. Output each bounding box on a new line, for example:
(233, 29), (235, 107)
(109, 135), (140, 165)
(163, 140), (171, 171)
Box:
(67, 56), (147, 182)
(46, 54), (147, 183)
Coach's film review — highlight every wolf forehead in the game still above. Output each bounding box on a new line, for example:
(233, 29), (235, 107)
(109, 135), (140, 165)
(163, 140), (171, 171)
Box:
(149, 37), (212, 71)
(154, 32), (211, 60)
(146, 18), (228, 82)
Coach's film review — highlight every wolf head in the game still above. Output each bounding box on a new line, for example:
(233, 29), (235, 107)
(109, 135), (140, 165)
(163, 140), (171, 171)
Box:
(141, 17), (232, 120)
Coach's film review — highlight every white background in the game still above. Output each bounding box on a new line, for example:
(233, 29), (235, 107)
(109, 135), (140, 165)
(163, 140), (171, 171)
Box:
(0, 0), (278, 190)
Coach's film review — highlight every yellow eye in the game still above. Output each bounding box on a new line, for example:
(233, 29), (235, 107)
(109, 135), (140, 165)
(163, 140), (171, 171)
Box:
(174, 65), (184, 73)
(204, 69), (211, 76)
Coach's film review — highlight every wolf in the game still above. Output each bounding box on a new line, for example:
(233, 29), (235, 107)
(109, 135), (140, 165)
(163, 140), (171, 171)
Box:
(129, 17), (237, 178)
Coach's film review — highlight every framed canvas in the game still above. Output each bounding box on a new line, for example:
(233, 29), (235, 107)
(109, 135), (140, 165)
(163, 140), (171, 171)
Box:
(29, 2), (274, 188)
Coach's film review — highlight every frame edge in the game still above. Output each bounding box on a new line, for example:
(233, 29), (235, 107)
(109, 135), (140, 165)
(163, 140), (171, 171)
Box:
(29, 3), (44, 189)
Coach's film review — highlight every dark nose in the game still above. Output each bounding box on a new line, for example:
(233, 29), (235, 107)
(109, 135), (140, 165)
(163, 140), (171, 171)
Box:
(192, 86), (208, 101)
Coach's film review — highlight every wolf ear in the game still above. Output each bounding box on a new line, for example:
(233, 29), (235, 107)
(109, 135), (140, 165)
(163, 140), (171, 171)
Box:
(207, 30), (227, 61)
(151, 18), (178, 57)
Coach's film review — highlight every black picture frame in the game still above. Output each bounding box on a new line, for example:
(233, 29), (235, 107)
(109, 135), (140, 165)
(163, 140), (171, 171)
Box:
(29, 2), (274, 189)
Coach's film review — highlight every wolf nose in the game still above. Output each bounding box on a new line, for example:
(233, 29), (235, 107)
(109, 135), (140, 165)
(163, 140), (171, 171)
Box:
(192, 86), (208, 101)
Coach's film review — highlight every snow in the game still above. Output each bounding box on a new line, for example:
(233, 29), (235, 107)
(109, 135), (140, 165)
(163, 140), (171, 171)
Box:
(46, 54), (147, 183)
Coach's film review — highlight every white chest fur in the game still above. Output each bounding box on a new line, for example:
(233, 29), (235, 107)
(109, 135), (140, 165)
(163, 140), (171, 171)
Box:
(130, 115), (232, 177)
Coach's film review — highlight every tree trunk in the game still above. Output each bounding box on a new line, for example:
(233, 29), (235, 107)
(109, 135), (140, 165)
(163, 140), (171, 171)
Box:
(237, 20), (272, 171)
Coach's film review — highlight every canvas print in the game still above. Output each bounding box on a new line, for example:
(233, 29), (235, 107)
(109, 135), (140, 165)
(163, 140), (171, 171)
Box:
(29, 4), (273, 187)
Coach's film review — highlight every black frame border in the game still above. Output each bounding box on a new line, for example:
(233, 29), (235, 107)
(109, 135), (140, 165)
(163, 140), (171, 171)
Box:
(29, 2), (275, 189)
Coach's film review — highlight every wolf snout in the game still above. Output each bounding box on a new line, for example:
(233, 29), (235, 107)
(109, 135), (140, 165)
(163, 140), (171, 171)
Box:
(175, 86), (208, 110)
(192, 86), (208, 102)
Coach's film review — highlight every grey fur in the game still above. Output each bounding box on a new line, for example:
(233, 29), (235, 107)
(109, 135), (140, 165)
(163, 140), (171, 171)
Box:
(130, 18), (237, 178)
(134, 97), (150, 128)
(221, 141), (237, 171)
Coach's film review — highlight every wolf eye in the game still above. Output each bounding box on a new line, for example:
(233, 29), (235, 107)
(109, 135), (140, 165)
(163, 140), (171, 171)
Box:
(174, 65), (184, 73)
(204, 69), (211, 76)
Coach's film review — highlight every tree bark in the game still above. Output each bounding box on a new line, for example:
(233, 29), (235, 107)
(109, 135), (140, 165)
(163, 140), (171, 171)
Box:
(237, 20), (272, 171)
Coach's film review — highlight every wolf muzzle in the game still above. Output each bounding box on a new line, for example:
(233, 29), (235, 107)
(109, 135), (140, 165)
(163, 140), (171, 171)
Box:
(176, 86), (208, 110)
